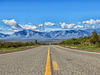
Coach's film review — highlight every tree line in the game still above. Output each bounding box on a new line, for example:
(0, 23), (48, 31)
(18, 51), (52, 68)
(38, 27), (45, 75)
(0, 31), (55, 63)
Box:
(0, 41), (41, 48)
(59, 30), (100, 47)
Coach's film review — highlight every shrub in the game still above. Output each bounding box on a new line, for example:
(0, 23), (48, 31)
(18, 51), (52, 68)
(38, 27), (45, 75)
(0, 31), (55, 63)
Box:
(0, 41), (39, 48)
(89, 30), (99, 44)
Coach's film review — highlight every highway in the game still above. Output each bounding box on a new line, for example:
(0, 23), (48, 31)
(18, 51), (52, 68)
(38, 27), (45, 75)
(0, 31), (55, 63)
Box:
(0, 45), (100, 75)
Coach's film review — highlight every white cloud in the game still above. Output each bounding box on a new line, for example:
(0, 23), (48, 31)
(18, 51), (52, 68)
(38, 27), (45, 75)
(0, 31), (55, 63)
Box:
(77, 22), (81, 24)
(82, 21), (86, 24)
(44, 30), (47, 32)
(4, 19), (100, 32)
(44, 22), (55, 26)
(40, 27), (44, 30)
(92, 26), (95, 28)
(3, 19), (22, 30)
(82, 19), (100, 25)
(74, 25), (84, 29)
(13, 30), (19, 32)
(39, 24), (43, 26)
(3, 19), (17, 26)
(38, 24), (44, 30)
(7, 25), (37, 32)
(28, 23), (33, 25)
(60, 23), (75, 29)
(7, 28), (20, 32)
(0, 28), (3, 31)
(59, 22), (62, 25)
(8, 28), (13, 31)
(20, 25), (37, 30)
(82, 19), (100, 29)
(35, 30), (40, 31)
(3, 19), (37, 32)
(86, 25), (95, 28)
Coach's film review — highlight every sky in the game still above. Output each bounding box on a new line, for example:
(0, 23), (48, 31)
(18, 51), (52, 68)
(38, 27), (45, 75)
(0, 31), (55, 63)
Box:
(0, 0), (100, 34)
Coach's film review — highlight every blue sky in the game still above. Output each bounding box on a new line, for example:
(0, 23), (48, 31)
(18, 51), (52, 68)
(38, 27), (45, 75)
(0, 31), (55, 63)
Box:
(0, 0), (100, 34)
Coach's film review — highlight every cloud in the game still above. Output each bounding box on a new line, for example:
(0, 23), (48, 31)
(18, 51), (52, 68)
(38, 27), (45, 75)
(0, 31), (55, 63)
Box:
(44, 22), (55, 26)
(44, 30), (47, 32)
(28, 23), (33, 25)
(39, 24), (43, 26)
(35, 29), (40, 31)
(20, 25), (37, 30)
(86, 25), (95, 28)
(82, 19), (100, 29)
(38, 24), (44, 30)
(0, 28), (3, 31)
(77, 22), (81, 24)
(60, 23), (75, 29)
(40, 27), (44, 30)
(74, 25), (84, 29)
(8, 28), (13, 31)
(3, 19), (37, 32)
(82, 19), (100, 25)
(3, 19), (22, 30)
(3, 19), (100, 32)
(3, 19), (17, 25)
(7, 28), (20, 32)
(7, 25), (37, 32)
(60, 19), (100, 29)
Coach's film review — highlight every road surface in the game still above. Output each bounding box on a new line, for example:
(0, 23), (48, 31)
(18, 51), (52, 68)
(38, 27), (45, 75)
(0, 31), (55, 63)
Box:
(0, 45), (100, 75)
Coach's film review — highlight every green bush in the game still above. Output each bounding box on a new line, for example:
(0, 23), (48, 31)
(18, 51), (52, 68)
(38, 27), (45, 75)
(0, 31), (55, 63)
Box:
(0, 41), (37, 49)
(59, 30), (100, 47)
(89, 30), (99, 44)
(66, 38), (81, 45)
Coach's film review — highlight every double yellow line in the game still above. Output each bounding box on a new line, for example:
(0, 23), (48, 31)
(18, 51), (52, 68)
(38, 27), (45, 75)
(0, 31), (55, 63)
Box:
(44, 45), (60, 75)
(44, 46), (51, 75)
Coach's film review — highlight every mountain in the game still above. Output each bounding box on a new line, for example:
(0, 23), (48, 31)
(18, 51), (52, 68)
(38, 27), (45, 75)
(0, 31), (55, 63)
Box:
(8, 29), (92, 39)
(48, 30), (91, 39)
(0, 33), (10, 38)
(0, 29), (99, 40)
(11, 30), (50, 39)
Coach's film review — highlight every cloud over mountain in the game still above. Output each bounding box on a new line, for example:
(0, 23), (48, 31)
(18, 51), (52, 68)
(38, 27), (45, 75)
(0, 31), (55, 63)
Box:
(44, 22), (55, 26)
(74, 25), (83, 29)
(3, 19), (22, 30)
(2, 19), (100, 34)
(82, 19), (100, 29)
(60, 23), (75, 29)
(3, 19), (17, 26)
(39, 24), (43, 26)
(0, 28), (3, 31)
(82, 19), (100, 25)
(3, 19), (37, 32)
(20, 25), (37, 30)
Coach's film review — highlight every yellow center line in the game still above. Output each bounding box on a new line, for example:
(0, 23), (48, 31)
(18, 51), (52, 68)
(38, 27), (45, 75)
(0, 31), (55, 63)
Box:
(44, 46), (51, 75)
(52, 61), (60, 70)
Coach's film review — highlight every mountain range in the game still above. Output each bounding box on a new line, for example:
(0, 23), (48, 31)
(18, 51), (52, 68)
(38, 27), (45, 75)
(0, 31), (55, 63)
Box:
(0, 29), (99, 41)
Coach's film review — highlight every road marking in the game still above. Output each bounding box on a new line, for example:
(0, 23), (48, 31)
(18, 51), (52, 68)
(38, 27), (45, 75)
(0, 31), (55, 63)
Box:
(44, 46), (51, 75)
(52, 61), (60, 70)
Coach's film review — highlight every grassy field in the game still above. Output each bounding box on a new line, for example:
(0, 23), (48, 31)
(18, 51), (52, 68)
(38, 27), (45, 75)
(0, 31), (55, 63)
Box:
(0, 45), (39, 53)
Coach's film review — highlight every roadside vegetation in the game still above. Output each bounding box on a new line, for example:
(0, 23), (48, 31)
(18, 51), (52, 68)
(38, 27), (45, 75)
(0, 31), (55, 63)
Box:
(0, 41), (41, 53)
(58, 30), (100, 51)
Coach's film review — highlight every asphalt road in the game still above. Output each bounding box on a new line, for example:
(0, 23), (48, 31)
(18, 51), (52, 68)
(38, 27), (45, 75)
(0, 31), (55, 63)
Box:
(0, 45), (100, 75)
(0, 46), (48, 75)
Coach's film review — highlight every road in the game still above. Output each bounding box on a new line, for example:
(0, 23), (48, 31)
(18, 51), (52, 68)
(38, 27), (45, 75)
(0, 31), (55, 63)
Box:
(0, 45), (100, 75)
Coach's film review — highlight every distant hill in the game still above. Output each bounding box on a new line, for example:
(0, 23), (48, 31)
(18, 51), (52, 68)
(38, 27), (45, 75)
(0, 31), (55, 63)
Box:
(0, 29), (100, 41)
(0, 33), (10, 38)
